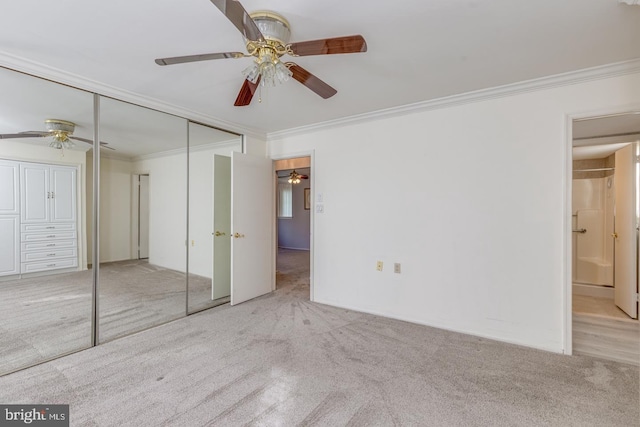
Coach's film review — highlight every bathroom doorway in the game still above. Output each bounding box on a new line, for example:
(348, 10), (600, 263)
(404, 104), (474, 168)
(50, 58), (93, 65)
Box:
(571, 112), (640, 365)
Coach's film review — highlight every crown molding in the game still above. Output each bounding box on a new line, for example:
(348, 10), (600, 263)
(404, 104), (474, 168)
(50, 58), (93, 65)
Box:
(268, 58), (640, 141)
(619, 0), (640, 5)
(0, 52), (266, 140)
(132, 139), (241, 162)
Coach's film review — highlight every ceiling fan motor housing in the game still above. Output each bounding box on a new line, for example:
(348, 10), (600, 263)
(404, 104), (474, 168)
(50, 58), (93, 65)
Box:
(44, 119), (75, 134)
(248, 11), (291, 49)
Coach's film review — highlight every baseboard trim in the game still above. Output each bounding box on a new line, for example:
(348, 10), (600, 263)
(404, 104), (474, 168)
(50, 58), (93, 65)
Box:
(573, 283), (614, 299)
(313, 298), (563, 355)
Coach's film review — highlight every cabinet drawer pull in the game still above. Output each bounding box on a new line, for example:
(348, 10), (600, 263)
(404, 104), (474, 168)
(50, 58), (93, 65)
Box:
(46, 244), (55, 247)
(46, 235), (56, 238)
(47, 253), (56, 257)
(46, 264), (56, 267)
(46, 226), (55, 229)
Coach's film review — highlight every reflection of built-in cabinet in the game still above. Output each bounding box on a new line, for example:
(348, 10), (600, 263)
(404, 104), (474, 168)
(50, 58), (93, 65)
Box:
(20, 163), (77, 274)
(0, 160), (78, 277)
(21, 164), (76, 223)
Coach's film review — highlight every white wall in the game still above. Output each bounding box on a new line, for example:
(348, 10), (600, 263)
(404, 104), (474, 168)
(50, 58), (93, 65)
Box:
(133, 152), (187, 273)
(87, 155), (133, 263)
(269, 72), (640, 353)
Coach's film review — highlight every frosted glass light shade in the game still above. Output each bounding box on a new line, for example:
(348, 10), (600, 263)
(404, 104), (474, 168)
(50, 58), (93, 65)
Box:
(250, 11), (291, 44)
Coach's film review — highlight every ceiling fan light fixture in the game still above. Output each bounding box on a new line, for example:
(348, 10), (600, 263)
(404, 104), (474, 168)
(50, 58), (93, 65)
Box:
(242, 49), (292, 87)
(44, 119), (76, 150)
(288, 170), (302, 184)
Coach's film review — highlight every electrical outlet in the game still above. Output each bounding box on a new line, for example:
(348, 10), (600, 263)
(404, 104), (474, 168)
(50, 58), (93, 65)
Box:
(394, 263), (401, 274)
(376, 261), (383, 272)
(191, 240), (195, 247)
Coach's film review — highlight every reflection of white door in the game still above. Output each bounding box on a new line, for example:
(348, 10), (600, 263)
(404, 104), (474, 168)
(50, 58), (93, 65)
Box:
(138, 175), (150, 259)
(212, 155), (231, 300)
(614, 144), (638, 319)
(21, 164), (49, 223)
(230, 152), (273, 305)
(50, 167), (76, 223)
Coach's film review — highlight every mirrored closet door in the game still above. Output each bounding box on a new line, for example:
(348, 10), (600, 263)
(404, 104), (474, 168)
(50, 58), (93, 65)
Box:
(97, 97), (188, 343)
(0, 67), (94, 375)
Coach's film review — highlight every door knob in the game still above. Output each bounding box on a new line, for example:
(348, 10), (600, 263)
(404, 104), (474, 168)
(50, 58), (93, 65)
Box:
(233, 232), (245, 239)
(612, 232), (618, 239)
(213, 231), (226, 237)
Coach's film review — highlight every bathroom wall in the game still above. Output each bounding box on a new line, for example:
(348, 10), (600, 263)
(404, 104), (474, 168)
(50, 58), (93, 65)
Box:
(572, 157), (615, 286)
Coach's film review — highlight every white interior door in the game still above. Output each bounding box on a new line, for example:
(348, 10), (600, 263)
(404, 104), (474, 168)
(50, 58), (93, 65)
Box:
(212, 155), (231, 300)
(231, 151), (273, 305)
(138, 174), (150, 259)
(614, 144), (638, 319)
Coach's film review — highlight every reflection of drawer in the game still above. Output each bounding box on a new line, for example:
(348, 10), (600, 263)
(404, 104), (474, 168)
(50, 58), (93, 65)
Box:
(21, 223), (75, 232)
(21, 230), (77, 241)
(21, 258), (78, 273)
(21, 240), (76, 252)
(21, 248), (77, 262)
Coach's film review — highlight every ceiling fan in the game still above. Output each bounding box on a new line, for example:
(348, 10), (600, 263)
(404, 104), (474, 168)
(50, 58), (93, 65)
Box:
(0, 119), (113, 150)
(155, 0), (367, 106)
(278, 170), (308, 184)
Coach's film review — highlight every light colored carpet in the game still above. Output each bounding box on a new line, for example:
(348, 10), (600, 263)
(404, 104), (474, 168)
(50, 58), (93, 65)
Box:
(0, 260), (214, 375)
(0, 249), (638, 426)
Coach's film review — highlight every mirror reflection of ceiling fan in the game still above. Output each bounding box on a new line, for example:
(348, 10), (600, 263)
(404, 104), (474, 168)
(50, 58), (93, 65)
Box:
(155, 0), (367, 106)
(0, 119), (114, 150)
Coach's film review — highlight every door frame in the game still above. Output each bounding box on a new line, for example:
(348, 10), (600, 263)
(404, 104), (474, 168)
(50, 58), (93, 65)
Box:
(271, 150), (315, 301)
(564, 104), (640, 355)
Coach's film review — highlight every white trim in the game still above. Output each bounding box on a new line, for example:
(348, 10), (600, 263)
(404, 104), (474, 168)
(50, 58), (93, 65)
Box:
(0, 52), (265, 140)
(268, 58), (640, 141)
(132, 139), (241, 162)
(563, 112), (574, 355)
(314, 299), (564, 355)
(563, 102), (640, 356)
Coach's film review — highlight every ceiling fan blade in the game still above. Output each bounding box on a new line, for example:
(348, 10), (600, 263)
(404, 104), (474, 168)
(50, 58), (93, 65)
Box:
(209, 0), (265, 42)
(0, 132), (46, 139)
(155, 52), (245, 66)
(288, 35), (367, 56)
(69, 136), (115, 150)
(287, 63), (337, 99)
(234, 76), (261, 107)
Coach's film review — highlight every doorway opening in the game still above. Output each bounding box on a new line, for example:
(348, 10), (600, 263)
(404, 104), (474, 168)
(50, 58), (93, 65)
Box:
(138, 174), (149, 260)
(570, 112), (640, 366)
(274, 156), (312, 300)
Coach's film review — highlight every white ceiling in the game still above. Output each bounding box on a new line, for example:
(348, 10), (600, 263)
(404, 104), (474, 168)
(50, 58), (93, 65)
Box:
(0, 0), (639, 135)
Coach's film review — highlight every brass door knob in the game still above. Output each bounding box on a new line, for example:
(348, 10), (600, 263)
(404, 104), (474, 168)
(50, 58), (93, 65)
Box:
(213, 231), (226, 237)
(233, 232), (245, 239)
(612, 232), (618, 239)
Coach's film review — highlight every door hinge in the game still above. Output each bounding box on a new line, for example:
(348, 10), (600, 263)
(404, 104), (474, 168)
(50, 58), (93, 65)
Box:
(636, 293), (640, 302)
